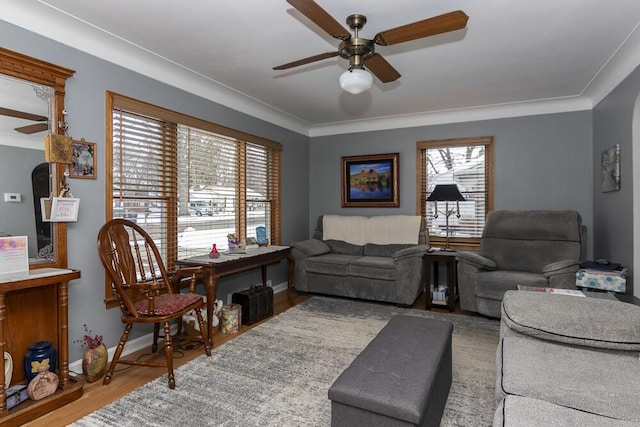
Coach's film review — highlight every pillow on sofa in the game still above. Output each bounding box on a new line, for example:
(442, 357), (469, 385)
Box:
(363, 243), (412, 258)
(325, 240), (363, 256)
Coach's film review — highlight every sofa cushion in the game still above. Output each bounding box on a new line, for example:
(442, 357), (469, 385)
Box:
(306, 254), (362, 277)
(324, 240), (363, 256)
(501, 290), (640, 351)
(363, 243), (412, 257)
(348, 256), (397, 281)
(496, 337), (640, 423)
(475, 271), (546, 300)
(494, 395), (638, 427)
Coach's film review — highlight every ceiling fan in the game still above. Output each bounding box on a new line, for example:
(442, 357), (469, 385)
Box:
(273, 0), (469, 94)
(0, 106), (48, 134)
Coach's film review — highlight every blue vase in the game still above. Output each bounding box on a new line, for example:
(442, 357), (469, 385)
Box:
(24, 340), (57, 382)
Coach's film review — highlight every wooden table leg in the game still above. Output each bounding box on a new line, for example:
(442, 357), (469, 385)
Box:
(205, 270), (217, 348)
(261, 265), (267, 286)
(446, 258), (456, 312)
(425, 257), (432, 310)
(287, 254), (295, 304)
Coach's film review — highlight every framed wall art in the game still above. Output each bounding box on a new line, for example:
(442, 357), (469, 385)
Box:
(601, 144), (620, 192)
(70, 139), (96, 179)
(342, 153), (399, 207)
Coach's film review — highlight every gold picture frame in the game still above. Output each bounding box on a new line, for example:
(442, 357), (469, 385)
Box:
(341, 153), (399, 207)
(70, 139), (97, 179)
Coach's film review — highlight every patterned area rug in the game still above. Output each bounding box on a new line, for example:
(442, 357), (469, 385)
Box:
(71, 297), (500, 426)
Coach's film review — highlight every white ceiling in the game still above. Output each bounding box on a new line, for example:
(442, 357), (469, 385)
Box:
(3, 0), (640, 137)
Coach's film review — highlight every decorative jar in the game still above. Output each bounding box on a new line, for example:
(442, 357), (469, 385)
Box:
(221, 304), (241, 334)
(24, 340), (57, 383)
(82, 343), (108, 383)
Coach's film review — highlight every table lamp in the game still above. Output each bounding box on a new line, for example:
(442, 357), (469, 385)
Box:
(427, 184), (466, 251)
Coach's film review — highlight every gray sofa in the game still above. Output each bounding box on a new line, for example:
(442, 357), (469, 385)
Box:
(457, 210), (586, 318)
(291, 215), (429, 306)
(495, 290), (640, 426)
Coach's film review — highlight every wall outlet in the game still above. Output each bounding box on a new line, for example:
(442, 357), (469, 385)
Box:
(267, 280), (272, 287)
(4, 193), (21, 203)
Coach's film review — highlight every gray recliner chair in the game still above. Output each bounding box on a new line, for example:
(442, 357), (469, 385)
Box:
(456, 210), (586, 318)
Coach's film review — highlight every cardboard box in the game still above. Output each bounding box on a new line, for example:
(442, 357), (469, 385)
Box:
(576, 268), (626, 293)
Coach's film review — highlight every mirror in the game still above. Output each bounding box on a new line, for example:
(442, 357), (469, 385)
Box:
(0, 47), (74, 268)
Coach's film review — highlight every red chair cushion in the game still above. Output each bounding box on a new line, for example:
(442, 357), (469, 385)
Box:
(134, 293), (202, 316)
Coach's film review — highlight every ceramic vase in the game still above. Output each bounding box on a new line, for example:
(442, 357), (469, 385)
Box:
(82, 343), (108, 383)
(24, 340), (57, 383)
(208, 243), (220, 258)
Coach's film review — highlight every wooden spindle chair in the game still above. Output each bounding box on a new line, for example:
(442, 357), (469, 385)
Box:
(97, 218), (211, 389)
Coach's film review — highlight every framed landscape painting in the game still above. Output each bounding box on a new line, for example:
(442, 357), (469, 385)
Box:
(341, 153), (399, 207)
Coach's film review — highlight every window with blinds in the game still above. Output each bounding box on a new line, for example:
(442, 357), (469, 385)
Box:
(106, 92), (282, 304)
(416, 137), (494, 251)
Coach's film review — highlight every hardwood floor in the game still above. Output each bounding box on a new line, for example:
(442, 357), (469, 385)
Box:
(24, 289), (464, 426)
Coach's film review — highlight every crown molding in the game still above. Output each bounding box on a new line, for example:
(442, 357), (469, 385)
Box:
(4, 1), (638, 139)
(308, 97), (593, 137)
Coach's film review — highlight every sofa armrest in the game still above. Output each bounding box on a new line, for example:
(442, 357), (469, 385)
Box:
(392, 244), (429, 261)
(456, 251), (496, 270)
(543, 259), (580, 278)
(291, 239), (330, 257)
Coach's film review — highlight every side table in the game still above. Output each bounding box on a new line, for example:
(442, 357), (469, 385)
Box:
(424, 251), (458, 311)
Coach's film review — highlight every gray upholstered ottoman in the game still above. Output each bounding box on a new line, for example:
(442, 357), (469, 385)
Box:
(328, 315), (453, 427)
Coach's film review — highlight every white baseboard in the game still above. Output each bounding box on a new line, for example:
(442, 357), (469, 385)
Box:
(69, 281), (288, 374)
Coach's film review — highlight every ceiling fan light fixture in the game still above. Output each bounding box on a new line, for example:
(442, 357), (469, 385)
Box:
(339, 67), (373, 94)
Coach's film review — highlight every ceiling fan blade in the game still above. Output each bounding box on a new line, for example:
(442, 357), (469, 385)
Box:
(0, 107), (48, 122)
(374, 10), (469, 46)
(15, 123), (49, 134)
(273, 51), (339, 70)
(365, 54), (401, 83)
(287, 0), (351, 40)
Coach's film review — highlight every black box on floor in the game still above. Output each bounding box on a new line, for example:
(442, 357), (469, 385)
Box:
(232, 285), (274, 325)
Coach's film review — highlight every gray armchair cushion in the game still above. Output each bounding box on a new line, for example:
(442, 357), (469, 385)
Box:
(542, 259), (580, 278)
(291, 239), (330, 256)
(501, 290), (640, 351)
(496, 337), (640, 423)
(457, 251), (497, 270)
(325, 240), (364, 256)
(494, 395), (640, 427)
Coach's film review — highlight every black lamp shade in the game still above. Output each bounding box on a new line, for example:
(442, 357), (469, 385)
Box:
(427, 184), (465, 201)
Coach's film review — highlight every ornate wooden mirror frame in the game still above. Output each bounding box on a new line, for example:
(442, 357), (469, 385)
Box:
(0, 47), (75, 269)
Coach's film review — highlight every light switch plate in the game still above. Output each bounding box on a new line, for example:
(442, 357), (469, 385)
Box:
(4, 193), (21, 203)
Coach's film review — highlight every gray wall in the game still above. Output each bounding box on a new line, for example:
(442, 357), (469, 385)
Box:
(0, 146), (42, 258)
(309, 111), (594, 257)
(2, 20), (310, 363)
(592, 65), (640, 295)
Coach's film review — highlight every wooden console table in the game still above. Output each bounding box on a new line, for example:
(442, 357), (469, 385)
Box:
(175, 246), (294, 346)
(0, 268), (82, 426)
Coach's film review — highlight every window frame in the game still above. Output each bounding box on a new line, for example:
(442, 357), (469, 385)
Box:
(105, 91), (282, 306)
(416, 136), (494, 251)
